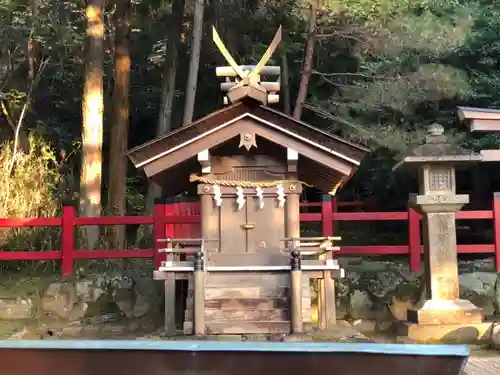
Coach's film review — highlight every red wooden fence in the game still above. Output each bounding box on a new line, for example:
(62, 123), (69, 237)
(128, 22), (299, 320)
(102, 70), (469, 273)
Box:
(0, 195), (499, 277)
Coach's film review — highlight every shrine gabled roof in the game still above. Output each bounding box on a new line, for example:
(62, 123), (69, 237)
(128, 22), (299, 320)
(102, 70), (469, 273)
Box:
(126, 100), (369, 193)
(457, 106), (500, 132)
(457, 106), (500, 119)
(128, 101), (367, 165)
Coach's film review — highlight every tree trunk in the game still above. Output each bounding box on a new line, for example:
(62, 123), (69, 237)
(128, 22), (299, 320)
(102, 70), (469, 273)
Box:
(80, 0), (105, 249)
(158, 0), (186, 134)
(293, 0), (318, 120)
(28, 0), (39, 82)
(107, 0), (131, 249)
(142, 0), (186, 235)
(182, 0), (205, 126)
(281, 51), (291, 115)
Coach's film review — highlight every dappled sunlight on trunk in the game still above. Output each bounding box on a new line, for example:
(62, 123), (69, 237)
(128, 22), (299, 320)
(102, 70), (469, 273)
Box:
(80, 0), (104, 249)
(107, 0), (132, 250)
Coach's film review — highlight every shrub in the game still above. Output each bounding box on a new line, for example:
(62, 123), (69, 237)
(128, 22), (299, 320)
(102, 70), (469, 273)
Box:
(0, 133), (63, 275)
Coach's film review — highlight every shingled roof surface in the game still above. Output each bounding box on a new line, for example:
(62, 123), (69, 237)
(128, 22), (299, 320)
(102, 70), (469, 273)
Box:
(126, 100), (368, 166)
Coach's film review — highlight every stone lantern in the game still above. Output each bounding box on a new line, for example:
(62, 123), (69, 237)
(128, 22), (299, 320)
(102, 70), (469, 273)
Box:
(394, 123), (483, 328)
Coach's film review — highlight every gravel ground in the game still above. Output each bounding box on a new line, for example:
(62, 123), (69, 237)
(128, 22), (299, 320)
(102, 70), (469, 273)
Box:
(466, 356), (500, 375)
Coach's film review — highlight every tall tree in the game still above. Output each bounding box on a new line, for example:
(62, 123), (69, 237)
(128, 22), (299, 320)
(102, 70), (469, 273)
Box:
(107, 0), (131, 248)
(28, 0), (39, 82)
(142, 0), (186, 230)
(80, 0), (105, 248)
(293, 0), (318, 120)
(281, 51), (291, 115)
(158, 0), (186, 134)
(182, 0), (205, 125)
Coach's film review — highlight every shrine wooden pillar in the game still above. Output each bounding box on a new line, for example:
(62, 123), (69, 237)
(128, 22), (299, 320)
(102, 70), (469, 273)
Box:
(197, 149), (218, 250)
(319, 196), (336, 330)
(192, 149), (215, 336)
(286, 148), (303, 333)
(285, 148), (300, 240)
(160, 199), (176, 335)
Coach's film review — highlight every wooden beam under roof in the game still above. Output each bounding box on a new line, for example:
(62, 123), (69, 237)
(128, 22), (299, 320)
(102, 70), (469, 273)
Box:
(457, 106), (500, 131)
(479, 149), (500, 162)
(457, 106), (500, 121)
(469, 119), (500, 132)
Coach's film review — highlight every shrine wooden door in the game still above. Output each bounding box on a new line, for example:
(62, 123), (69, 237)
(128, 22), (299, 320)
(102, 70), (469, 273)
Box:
(246, 195), (284, 253)
(218, 195), (285, 255)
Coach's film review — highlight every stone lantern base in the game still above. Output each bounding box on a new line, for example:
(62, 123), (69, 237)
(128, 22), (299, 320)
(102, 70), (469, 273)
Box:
(400, 321), (496, 343)
(407, 299), (483, 325)
(400, 296), (487, 343)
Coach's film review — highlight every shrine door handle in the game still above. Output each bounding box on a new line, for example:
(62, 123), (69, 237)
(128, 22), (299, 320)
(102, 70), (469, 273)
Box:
(241, 223), (256, 230)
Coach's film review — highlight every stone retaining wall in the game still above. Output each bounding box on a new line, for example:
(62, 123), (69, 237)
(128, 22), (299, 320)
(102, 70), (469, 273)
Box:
(0, 257), (498, 337)
(335, 257), (500, 323)
(0, 273), (163, 325)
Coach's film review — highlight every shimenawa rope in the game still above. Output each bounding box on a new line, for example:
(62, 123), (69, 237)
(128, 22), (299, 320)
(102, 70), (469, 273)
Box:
(188, 173), (344, 196)
(189, 173), (311, 188)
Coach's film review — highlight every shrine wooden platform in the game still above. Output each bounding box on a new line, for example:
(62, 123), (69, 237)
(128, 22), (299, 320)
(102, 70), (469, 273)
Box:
(183, 271), (312, 334)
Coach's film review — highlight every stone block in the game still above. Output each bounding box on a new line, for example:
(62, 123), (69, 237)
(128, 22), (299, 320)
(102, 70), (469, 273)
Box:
(41, 282), (86, 320)
(490, 323), (500, 349)
(0, 298), (32, 319)
(407, 299), (483, 325)
(400, 321), (494, 343)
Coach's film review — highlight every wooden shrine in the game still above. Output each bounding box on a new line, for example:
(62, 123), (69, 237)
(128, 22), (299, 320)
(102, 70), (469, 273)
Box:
(458, 106), (500, 161)
(126, 27), (368, 336)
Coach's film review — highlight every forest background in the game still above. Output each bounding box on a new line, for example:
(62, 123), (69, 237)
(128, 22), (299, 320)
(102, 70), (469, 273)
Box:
(1, 0), (500, 260)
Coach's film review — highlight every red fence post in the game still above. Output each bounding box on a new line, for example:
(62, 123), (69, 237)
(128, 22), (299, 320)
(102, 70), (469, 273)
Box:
(164, 201), (175, 239)
(408, 205), (421, 272)
(493, 193), (500, 271)
(332, 197), (338, 238)
(61, 205), (76, 278)
(153, 200), (166, 269)
(322, 194), (334, 237)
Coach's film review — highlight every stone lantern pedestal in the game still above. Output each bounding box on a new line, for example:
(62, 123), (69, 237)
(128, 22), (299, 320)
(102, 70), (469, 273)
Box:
(407, 194), (482, 325)
(394, 124), (486, 342)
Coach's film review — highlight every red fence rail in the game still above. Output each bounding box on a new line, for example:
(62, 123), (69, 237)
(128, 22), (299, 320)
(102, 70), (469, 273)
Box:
(0, 195), (499, 277)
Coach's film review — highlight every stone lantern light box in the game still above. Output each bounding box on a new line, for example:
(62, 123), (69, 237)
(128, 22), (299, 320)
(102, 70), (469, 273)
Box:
(394, 124), (484, 327)
(394, 123), (481, 205)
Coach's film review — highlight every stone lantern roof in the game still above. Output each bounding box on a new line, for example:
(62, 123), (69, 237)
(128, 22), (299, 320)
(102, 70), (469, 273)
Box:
(393, 124), (482, 171)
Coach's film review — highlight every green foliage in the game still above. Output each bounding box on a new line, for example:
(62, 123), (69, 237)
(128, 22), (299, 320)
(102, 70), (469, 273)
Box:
(328, 0), (428, 21)
(0, 134), (61, 219)
(300, 0), (500, 199)
(0, 134), (63, 274)
(2, 0), (500, 206)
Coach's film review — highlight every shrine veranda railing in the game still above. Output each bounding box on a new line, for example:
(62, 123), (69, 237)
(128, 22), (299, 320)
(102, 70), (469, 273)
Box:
(0, 195), (499, 277)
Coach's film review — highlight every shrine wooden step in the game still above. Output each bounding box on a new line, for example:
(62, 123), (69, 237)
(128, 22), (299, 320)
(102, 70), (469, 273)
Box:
(202, 273), (294, 287)
(183, 321), (297, 335)
(184, 308), (289, 321)
(186, 296), (311, 309)
(187, 286), (310, 300)
(206, 253), (290, 267)
(188, 272), (311, 290)
(184, 302), (312, 321)
(185, 285), (312, 318)
(197, 297), (288, 309)
(183, 274), (313, 334)
(183, 321), (315, 334)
